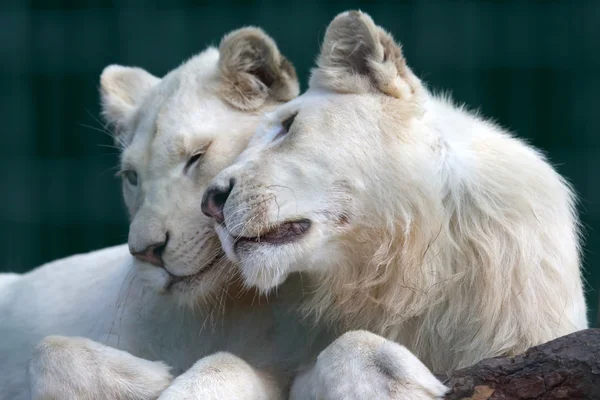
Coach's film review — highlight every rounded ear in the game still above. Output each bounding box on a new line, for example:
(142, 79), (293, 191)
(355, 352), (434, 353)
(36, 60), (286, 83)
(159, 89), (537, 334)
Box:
(218, 27), (299, 111)
(311, 10), (421, 100)
(100, 65), (160, 139)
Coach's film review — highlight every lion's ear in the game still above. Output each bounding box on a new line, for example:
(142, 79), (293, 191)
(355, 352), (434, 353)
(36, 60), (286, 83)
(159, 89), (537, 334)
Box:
(218, 27), (299, 111)
(312, 10), (421, 100)
(100, 65), (160, 135)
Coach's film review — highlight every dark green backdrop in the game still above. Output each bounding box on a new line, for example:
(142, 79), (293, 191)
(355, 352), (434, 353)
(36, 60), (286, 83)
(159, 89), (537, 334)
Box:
(1, 0), (598, 326)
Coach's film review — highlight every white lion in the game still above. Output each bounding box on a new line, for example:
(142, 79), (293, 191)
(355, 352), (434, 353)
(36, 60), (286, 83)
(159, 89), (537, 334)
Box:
(1, 28), (313, 400)
(1, 24), (448, 400)
(204, 10), (588, 395)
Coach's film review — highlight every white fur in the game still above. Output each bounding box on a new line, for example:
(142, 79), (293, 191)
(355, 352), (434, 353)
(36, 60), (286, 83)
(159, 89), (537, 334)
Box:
(30, 335), (173, 400)
(5, 246), (309, 400)
(3, 23), (450, 400)
(290, 331), (447, 400)
(157, 352), (280, 400)
(209, 10), (588, 375)
(0, 32), (311, 400)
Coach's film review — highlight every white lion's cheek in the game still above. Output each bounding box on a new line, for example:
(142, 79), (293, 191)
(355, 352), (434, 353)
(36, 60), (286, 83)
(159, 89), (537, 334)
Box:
(133, 262), (171, 293)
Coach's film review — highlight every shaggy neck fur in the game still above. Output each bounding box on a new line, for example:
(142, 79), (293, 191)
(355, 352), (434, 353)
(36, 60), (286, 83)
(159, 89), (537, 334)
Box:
(302, 92), (585, 372)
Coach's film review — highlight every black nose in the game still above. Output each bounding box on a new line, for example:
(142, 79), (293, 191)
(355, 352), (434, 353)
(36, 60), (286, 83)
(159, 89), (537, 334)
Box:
(201, 179), (234, 224)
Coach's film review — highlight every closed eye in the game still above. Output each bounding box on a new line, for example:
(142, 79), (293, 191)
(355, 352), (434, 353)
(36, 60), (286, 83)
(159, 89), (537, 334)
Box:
(185, 152), (204, 172)
(273, 113), (297, 142)
(282, 113), (296, 132)
(119, 170), (138, 186)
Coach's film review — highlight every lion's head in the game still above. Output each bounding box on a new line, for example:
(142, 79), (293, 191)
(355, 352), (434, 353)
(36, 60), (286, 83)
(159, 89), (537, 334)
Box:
(202, 12), (428, 292)
(202, 13), (585, 372)
(100, 27), (298, 306)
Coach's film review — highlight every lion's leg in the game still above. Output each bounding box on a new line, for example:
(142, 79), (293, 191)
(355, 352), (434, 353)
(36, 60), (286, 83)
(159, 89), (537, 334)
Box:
(29, 335), (173, 400)
(290, 330), (448, 400)
(157, 352), (284, 400)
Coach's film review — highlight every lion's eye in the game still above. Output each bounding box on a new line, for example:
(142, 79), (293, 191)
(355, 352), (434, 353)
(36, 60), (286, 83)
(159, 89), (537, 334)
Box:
(185, 153), (204, 172)
(274, 113), (297, 141)
(123, 170), (138, 186)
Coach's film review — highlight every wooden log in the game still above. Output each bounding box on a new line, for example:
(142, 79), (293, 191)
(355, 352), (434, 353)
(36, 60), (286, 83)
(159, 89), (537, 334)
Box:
(439, 329), (600, 400)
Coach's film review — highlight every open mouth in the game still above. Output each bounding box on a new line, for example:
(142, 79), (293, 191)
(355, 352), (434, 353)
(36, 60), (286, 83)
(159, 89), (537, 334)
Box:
(165, 254), (223, 290)
(235, 219), (311, 246)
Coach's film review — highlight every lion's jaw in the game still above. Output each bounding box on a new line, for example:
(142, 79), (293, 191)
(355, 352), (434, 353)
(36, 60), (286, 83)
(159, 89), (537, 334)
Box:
(210, 83), (434, 292)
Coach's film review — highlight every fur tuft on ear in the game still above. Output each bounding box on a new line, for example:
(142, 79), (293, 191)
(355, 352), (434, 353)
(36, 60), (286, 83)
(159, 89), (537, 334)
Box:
(100, 65), (160, 135)
(218, 27), (299, 111)
(311, 10), (421, 100)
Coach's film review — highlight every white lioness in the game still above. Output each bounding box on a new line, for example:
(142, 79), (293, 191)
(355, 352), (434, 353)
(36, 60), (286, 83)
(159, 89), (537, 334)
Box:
(203, 10), (588, 395)
(0, 28), (312, 400)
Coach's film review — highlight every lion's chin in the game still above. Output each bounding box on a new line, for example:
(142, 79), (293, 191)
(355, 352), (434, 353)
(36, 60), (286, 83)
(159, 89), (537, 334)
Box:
(214, 223), (289, 291)
(133, 260), (172, 294)
(242, 265), (290, 293)
(164, 255), (221, 291)
(133, 255), (224, 300)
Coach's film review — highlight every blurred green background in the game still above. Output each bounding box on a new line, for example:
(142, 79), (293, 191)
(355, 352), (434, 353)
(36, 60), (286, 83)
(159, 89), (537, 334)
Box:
(1, 0), (598, 326)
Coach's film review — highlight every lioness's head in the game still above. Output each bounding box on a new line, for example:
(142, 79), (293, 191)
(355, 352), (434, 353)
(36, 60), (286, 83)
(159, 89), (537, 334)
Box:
(100, 28), (298, 305)
(204, 12), (431, 292)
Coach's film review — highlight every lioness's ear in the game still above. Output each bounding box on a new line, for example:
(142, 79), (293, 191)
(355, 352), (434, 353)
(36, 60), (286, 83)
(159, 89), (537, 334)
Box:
(100, 65), (160, 133)
(312, 10), (421, 100)
(218, 27), (299, 111)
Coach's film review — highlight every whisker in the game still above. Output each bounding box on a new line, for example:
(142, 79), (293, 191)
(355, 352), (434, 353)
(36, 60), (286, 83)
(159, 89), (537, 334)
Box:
(107, 266), (136, 344)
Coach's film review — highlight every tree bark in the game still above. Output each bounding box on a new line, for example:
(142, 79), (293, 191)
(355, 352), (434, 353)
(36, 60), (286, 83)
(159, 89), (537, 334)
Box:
(439, 329), (600, 400)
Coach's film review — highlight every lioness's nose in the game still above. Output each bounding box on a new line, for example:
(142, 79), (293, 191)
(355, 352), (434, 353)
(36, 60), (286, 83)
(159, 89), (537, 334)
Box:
(130, 235), (168, 267)
(201, 179), (234, 224)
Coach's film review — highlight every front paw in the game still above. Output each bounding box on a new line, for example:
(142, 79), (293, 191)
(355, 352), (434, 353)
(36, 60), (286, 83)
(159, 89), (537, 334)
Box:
(308, 331), (447, 400)
(29, 335), (172, 400)
(158, 352), (281, 400)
